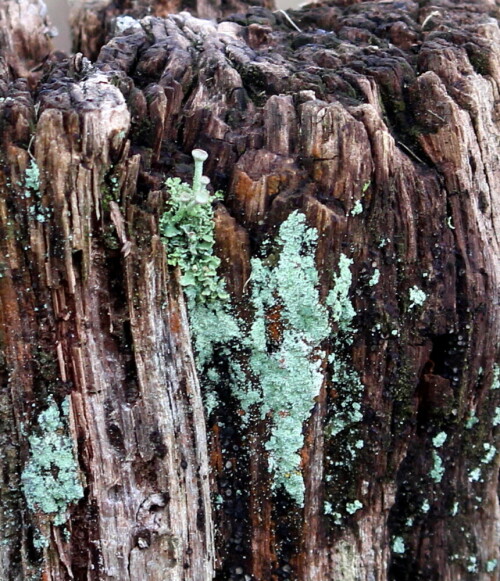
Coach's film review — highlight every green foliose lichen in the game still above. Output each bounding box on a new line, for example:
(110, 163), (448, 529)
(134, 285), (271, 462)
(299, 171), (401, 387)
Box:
(160, 163), (364, 507)
(408, 285), (426, 309)
(159, 176), (227, 303)
(244, 212), (330, 504)
(21, 398), (83, 526)
(24, 159), (40, 193)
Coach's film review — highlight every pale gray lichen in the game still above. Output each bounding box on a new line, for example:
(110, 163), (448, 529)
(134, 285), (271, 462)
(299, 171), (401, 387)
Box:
(21, 398), (83, 526)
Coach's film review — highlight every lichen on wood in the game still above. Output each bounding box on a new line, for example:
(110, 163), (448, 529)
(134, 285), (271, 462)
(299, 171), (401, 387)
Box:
(0, 0), (500, 580)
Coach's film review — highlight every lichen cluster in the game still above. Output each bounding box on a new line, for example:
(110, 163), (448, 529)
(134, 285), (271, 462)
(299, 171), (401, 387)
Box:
(21, 398), (83, 527)
(159, 162), (227, 303)
(160, 153), (365, 506)
(24, 158), (49, 223)
(243, 212), (331, 503)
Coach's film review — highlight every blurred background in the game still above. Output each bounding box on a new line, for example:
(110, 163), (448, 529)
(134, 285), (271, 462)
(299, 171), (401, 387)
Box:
(46, 0), (72, 51)
(45, 0), (296, 52)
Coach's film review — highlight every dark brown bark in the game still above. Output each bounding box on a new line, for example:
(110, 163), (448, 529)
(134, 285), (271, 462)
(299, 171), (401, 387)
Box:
(1, 1), (499, 580)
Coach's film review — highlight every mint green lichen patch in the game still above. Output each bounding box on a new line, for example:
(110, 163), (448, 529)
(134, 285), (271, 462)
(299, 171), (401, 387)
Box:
(159, 174), (227, 303)
(326, 356), (364, 436)
(188, 300), (244, 416)
(480, 443), (496, 464)
(323, 253), (367, 521)
(350, 200), (363, 216)
(25, 159), (40, 193)
(468, 467), (481, 482)
(467, 556), (478, 573)
(21, 398), (83, 526)
(408, 285), (426, 309)
(368, 268), (380, 287)
(245, 212), (330, 504)
(24, 159), (50, 223)
(392, 536), (405, 554)
(188, 302), (241, 368)
(432, 432), (447, 448)
(486, 559), (498, 572)
(493, 407), (500, 426)
(327, 254), (356, 334)
(465, 411), (479, 429)
(32, 529), (49, 551)
(345, 499), (363, 514)
(430, 450), (445, 482)
(160, 161), (364, 507)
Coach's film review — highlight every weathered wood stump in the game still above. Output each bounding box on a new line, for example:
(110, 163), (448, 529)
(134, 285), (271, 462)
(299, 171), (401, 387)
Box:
(0, 1), (499, 580)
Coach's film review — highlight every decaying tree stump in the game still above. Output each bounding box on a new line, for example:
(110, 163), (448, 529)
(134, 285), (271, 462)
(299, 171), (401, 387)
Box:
(0, 0), (499, 580)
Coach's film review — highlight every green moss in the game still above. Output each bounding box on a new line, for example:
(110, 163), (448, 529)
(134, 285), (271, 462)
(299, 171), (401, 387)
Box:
(21, 398), (83, 526)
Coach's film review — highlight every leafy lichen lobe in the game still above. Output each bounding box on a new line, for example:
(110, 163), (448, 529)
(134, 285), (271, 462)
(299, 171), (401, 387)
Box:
(21, 398), (83, 526)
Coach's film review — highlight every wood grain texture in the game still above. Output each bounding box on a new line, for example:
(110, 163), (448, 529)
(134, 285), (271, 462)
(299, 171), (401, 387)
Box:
(0, 0), (499, 580)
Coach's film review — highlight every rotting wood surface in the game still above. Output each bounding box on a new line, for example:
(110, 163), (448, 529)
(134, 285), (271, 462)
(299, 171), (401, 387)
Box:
(0, 1), (499, 580)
